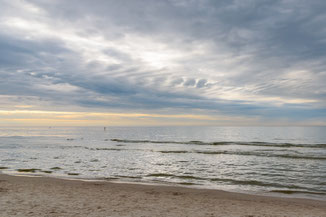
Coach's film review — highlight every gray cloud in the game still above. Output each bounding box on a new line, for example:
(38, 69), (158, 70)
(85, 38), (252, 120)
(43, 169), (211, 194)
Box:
(0, 0), (325, 124)
(196, 79), (207, 88)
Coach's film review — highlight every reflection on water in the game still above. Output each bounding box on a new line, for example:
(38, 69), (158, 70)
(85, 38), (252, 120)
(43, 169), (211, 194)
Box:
(0, 126), (326, 199)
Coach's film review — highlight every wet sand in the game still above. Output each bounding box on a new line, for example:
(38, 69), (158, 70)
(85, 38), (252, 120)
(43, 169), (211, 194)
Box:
(0, 174), (325, 217)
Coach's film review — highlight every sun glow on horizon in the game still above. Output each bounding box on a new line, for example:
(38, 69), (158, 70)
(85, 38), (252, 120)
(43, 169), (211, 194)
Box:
(0, 109), (324, 127)
(0, 109), (223, 126)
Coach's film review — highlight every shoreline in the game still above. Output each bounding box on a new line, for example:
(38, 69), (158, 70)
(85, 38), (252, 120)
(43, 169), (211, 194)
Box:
(1, 174), (326, 217)
(2, 170), (326, 202)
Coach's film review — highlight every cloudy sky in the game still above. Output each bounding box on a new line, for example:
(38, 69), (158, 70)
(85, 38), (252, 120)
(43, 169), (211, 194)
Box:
(0, 0), (326, 126)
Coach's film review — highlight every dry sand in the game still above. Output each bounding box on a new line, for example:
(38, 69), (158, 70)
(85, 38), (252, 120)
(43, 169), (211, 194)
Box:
(0, 174), (325, 217)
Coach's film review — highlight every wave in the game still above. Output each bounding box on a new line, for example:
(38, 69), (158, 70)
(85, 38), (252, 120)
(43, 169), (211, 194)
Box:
(111, 139), (326, 148)
(84, 146), (326, 160)
(55, 142), (326, 160)
(57, 144), (326, 161)
(145, 173), (325, 193)
(158, 150), (326, 160)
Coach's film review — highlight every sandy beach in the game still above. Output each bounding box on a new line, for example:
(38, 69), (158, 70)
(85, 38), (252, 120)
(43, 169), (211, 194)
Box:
(0, 174), (325, 217)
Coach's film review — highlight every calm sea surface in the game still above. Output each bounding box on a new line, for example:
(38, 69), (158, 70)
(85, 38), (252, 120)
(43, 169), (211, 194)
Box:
(0, 126), (325, 199)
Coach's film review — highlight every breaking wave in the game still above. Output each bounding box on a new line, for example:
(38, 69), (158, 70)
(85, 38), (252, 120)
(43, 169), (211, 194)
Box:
(111, 139), (326, 148)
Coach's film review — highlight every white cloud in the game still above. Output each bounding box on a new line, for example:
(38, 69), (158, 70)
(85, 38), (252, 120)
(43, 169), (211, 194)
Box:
(0, 0), (325, 124)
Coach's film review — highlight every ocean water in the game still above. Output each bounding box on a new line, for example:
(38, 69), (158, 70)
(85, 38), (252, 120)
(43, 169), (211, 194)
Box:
(0, 126), (326, 199)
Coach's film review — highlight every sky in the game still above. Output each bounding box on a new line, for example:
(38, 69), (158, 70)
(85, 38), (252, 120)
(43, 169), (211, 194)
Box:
(0, 0), (326, 126)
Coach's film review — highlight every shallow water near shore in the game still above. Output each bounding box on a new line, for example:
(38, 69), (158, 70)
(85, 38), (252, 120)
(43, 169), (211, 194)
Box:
(0, 126), (325, 200)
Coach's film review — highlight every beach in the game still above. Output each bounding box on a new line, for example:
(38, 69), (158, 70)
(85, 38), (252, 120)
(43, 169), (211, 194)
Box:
(1, 174), (325, 217)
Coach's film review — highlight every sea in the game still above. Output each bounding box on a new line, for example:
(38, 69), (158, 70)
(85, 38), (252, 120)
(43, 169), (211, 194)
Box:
(0, 126), (325, 200)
